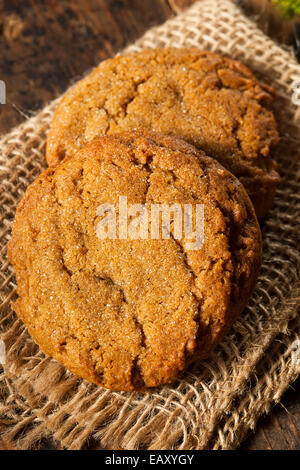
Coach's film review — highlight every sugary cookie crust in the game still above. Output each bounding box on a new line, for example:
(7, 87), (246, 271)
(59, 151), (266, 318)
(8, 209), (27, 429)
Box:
(9, 132), (262, 391)
(46, 48), (280, 219)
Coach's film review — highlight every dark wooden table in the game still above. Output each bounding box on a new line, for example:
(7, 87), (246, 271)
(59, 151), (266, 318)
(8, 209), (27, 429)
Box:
(0, 0), (299, 450)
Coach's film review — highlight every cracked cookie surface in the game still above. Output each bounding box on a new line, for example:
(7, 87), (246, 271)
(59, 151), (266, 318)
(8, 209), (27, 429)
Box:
(9, 132), (262, 391)
(46, 48), (280, 219)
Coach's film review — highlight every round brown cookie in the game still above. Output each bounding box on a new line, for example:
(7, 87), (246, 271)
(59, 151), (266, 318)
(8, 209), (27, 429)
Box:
(46, 48), (280, 219)
(9, 132), (262, 391)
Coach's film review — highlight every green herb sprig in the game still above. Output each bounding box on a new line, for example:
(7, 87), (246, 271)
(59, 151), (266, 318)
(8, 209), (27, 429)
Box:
(272, 0), (300, 19)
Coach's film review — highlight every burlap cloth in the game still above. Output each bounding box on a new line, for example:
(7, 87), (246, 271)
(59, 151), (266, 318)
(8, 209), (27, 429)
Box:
(0, 0), (299, 450)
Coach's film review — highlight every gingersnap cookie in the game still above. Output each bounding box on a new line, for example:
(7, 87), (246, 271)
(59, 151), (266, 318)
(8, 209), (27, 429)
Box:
(46, 48), (280, 219)
(9, 132), (262, 391)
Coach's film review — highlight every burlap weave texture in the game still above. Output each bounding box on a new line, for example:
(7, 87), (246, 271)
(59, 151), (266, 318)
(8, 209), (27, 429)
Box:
(0, 0), (299, 450)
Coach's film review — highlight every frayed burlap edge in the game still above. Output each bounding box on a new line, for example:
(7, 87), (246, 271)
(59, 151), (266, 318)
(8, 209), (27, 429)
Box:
(0, 0), (300, 450)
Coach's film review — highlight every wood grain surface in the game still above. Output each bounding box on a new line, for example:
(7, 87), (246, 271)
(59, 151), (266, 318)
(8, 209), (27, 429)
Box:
(0, 0), (299, 450)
